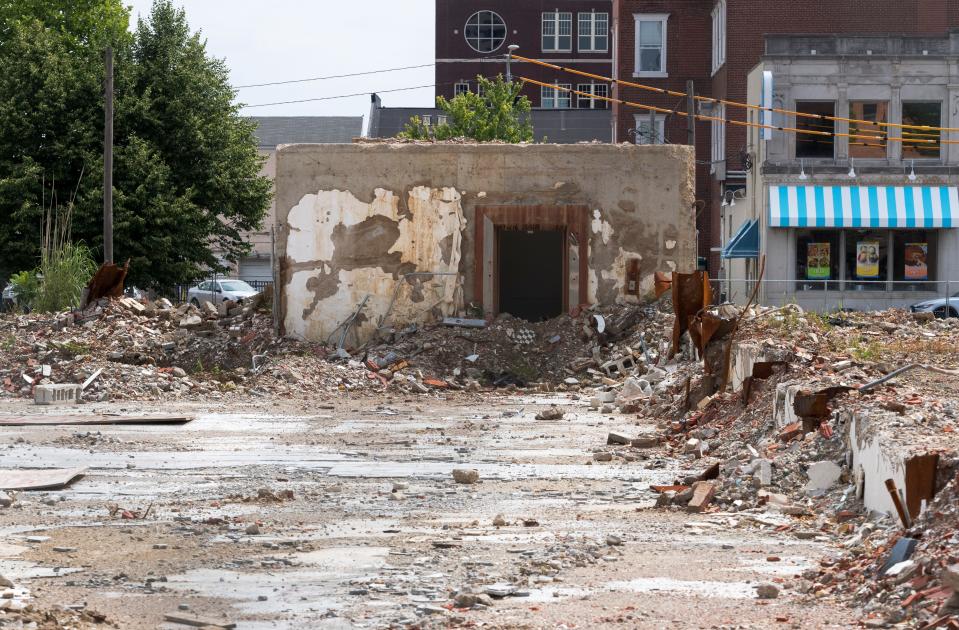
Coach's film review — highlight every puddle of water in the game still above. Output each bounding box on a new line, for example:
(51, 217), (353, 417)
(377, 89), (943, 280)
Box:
(298, 546), (389, 569)
(607, 577), (756, 599)
(525, 586), (593, 602)
(0, 559), (84, 580)
(167, 545), (389, 620)
(736, 556), (812, 576)
(167, 568), (343, 615)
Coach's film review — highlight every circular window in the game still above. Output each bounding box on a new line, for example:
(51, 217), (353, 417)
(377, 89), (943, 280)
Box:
(464, 11), (507, 53)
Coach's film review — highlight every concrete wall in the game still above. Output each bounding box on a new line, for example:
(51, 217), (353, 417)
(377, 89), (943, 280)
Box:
(274, 142), (696, 342)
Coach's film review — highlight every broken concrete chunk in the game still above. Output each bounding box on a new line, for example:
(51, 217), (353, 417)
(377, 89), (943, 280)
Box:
(492, 514), (507, 527)
(0, 576), (11, 588)
(756, 459), (773, 486)
(618, 377), (651, 402)
(484, 583), (516, 598)
(452, 469), (479, 484)
(607, 432), (632, 446)
(687, 482), (715, 512)
(0, 491), (11, 508)
(631, 436), (659, 449)
(535, 406), (564, 421)
(805, 461), (842, 494)
(593, 452), (613, 462)
(755, 583), (780, 599)
(179, 315), (202, 328)
(940, 564), (959, 591)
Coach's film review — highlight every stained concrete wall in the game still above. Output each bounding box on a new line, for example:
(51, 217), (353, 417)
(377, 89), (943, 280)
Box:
(274, 142), (695, 342)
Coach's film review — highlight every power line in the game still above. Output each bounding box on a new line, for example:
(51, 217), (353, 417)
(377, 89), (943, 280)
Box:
(519, 77), (951, 146)
(240, 84), (441, 109)
(234, 63), (436, 89)
(513, 54), (959, 134)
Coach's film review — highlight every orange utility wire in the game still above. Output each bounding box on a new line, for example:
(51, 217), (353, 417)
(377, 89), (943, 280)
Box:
(512, 54), (959, 134)
(520, 78), (947, 145)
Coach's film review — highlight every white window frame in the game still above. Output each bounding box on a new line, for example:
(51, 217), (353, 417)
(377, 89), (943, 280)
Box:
(577, 83), (609, 109)
(711, 0), (727, 75)
(541, 84), (572, 109)
(634, 13), (669, 78)
(633, 114), (666, 145)
(464, 10), (507, 54)
(454, 82), (470, 96)
(542, 11), (573, 52)
(578, 11), (609, 53)
(711, 103), (726, 174)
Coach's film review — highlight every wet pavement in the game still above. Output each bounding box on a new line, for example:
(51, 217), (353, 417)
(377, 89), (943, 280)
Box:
(0, 395), (855, 628)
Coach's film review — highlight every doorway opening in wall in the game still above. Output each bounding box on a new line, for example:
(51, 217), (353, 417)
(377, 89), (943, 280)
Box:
(497, 228), (564, 321)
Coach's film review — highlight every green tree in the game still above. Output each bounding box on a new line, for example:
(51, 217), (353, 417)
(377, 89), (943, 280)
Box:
(0, 0), (272, 290)
(399, 75), (533, 143)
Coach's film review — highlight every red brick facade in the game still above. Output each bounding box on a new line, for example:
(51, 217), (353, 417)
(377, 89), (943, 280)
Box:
(613, 0), (959, 272)
(436, 0), (613, 108)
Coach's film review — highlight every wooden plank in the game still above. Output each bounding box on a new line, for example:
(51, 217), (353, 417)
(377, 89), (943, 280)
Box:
(0, 415), (194, 427)
(162, 613), (236, 629)
(0, 467), (87, 490)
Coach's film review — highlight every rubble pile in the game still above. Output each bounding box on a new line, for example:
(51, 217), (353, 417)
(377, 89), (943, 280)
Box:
(363, 302), (675, 390)
(0, 295), (379, 402)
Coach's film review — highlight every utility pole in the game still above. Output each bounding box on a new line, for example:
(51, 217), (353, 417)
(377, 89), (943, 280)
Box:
(686, 79), (696, 148)
(103, 46), (114, 264)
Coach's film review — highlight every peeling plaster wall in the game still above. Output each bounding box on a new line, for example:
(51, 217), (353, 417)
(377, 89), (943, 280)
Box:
(275, 143), (695, 342)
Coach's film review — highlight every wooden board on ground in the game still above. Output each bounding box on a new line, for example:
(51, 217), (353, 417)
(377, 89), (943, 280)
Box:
(0, 467), (87, 490)
(0, 415), (194, 427)
(163, 613), (236, 629)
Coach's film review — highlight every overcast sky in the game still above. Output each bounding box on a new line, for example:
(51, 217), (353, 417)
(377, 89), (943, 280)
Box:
(126, 0), (436, 124)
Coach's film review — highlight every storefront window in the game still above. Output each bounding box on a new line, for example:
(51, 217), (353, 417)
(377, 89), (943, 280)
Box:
(849, 101), (888, 158)
(902, 102), (942, 160)
(844, 230), (887, 291)
(795, 230), (840, 291)
(796, 102), (835, 159)
(893, 230), (935, 290)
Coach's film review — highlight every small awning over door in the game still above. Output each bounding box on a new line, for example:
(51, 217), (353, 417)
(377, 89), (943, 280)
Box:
(769, 185), (958, 228)
(721, 219), (759, 259)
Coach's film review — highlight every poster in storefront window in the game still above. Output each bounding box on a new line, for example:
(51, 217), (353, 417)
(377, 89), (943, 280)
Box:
(806, 242), (831, 279)
(856, 241), (880, 278)
(904, 243), (928, 280)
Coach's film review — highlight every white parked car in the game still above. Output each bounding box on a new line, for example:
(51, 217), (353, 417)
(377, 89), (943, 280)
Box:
(910, 294), (959, 318)
(187, 279), (259, 306)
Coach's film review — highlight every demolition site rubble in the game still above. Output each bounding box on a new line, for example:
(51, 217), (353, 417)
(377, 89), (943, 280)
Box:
(2, 279), (959, 628)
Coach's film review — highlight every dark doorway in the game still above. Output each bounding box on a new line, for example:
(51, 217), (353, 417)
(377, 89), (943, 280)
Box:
(497, 229), (564, 321)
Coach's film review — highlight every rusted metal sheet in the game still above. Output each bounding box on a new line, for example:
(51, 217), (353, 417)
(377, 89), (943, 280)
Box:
(83, 260), (129, 306)
(0, 467), (87, 490)
(669, 270), (712, 359)
(904, 453), (939, 519)
(794, 386), (854, 419)
(653, 271), (672, 299)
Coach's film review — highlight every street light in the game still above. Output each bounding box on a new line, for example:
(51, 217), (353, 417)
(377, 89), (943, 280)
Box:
(506, 44), (519, 83)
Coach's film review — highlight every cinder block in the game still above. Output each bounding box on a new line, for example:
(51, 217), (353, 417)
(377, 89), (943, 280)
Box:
(34, 384), (82, 406)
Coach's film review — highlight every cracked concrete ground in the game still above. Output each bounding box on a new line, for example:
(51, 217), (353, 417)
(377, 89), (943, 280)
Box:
(0, 393), (855, 629)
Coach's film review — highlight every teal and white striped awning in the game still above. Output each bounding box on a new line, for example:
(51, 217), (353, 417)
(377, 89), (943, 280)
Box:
(769, 185), (958, 228)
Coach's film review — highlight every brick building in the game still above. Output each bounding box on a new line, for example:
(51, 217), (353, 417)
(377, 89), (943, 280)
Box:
(612, 0), (959, 272)
(436, 0), (613, 119)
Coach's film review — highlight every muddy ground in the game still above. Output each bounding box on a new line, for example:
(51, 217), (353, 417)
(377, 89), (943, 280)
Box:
(0, 392), (855, 629)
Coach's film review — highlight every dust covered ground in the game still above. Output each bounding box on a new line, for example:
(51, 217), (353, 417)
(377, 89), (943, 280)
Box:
(0, 392), (854, 629)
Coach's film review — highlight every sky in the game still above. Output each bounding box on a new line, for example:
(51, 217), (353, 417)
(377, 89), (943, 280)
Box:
(126, 0), (436, 127)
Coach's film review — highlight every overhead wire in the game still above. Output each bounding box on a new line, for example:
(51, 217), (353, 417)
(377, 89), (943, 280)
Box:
(519, 77), (954, 146)
(233, 63), (436, 89)
(240, 83), (446, 109)
(511, 54), (959, 134)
